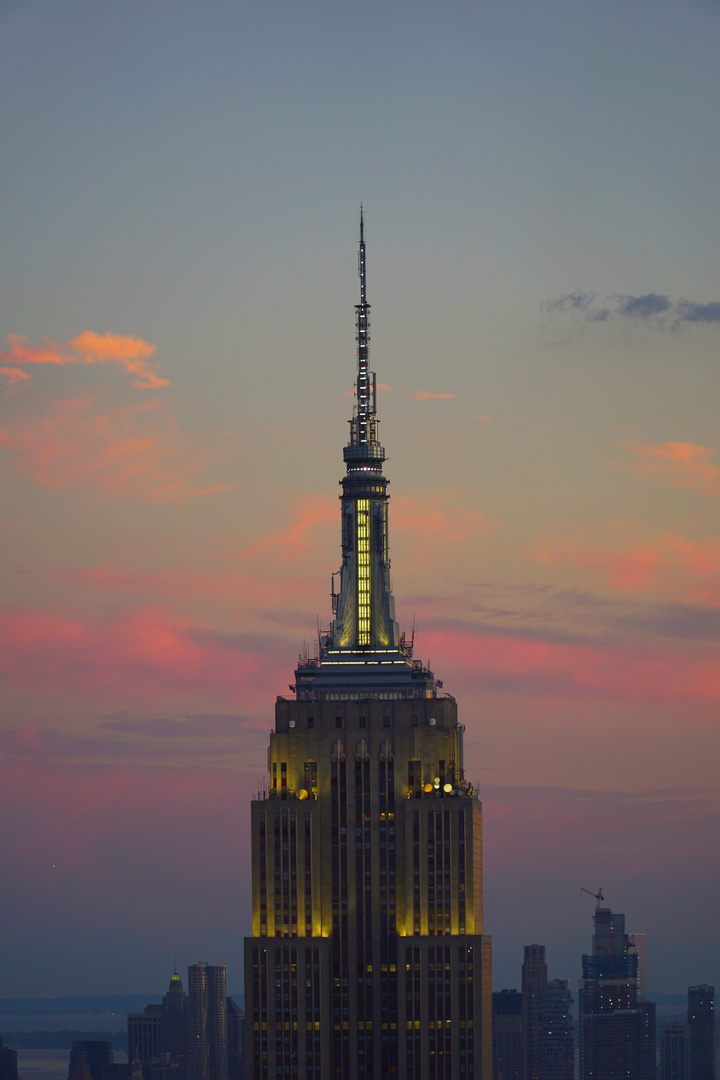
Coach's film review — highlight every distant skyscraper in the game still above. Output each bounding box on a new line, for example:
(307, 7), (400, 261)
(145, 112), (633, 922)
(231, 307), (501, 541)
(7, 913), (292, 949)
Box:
(688, 985), (716, 1080)
(243, 213), (492, 1079)
(536, 980), (573, 1080)
(578, 904), (655, 1080)
(127, 968), (189, 1075)
(522, 944), (548, 1080)
(660, 1020), (688, 1080)
(189, 963), (228, 1080)
(493, 990), (523, 1080)
(164, 968), (190, 1078)
(67, 1041), (113, 1080)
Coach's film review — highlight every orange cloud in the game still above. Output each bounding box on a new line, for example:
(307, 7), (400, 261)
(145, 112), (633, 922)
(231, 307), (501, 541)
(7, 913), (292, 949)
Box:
(404, 390), (458, 401)
(0, 366), (30, 384)
(1, 331), (168, 389)
(537, 532), (720, 601)
(618, 439), (720, 496)
(67, 557), (327, 632)
(239, 497), (337, 562)
(0, 390), (231, 501)
(388, 492), (492, 580)
(393, 492), (488, 543)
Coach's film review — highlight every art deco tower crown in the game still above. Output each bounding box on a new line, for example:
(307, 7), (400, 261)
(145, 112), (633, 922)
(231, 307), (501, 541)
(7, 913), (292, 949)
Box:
(295, 210), (436, 702)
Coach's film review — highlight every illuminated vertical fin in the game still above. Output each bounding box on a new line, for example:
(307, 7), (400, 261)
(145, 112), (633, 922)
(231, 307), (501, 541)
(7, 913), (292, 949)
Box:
(356, 499), (371, 645)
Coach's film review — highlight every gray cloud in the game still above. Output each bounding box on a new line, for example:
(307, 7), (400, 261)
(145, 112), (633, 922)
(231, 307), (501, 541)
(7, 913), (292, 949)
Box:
(98, 712), (265, 737)
(543, 290), (596, 315)
(675, 299), (720, 323)
(613, 292), (672, 319)
(619, 603), (720, 643)
(0, 713), (269, 767)
(544, 291), (720, 328)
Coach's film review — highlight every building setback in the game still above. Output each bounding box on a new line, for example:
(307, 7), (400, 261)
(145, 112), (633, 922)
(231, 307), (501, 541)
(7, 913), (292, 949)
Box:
(243, 213), (492, 1080)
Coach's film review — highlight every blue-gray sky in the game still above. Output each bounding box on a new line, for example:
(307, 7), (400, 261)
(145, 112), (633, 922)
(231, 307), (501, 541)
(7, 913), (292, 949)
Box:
(1, 0), (719, 997)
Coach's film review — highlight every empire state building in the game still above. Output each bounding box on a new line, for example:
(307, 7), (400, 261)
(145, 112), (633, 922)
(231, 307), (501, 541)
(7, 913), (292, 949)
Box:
(244, 214), (492, 1080)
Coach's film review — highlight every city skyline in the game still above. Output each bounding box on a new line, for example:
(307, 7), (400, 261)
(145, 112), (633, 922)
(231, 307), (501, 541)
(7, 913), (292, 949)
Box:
(1, 0), (719, 999)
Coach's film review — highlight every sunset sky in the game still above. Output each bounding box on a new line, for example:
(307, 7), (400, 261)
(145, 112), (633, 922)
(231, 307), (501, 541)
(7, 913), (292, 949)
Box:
(1, 0), (719, 998)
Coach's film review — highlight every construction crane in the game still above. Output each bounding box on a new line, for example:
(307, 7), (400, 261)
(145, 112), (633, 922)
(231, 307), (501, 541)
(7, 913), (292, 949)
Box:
(581, 887), (605, 907)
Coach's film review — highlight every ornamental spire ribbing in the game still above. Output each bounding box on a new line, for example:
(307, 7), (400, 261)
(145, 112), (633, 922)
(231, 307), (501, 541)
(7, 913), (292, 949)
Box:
(348, 207), (379, 454)
(292, 211), (438, 700)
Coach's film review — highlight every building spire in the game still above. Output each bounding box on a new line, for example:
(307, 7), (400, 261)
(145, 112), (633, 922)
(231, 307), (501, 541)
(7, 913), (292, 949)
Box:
(354, 205), (375, 446)
(291, 213), (438, 697)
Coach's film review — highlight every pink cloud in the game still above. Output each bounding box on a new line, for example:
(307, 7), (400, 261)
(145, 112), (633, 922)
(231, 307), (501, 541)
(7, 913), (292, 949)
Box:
(536, 536), (660, 591)
(0, 365), (30, 384)
(393, 492), (488, 543)
(404, 390), (458, 400)
(0, 390), (232, 501)
(422, 623), (720, 705)
(0, 331), (168, 389)
(536, 532), (720, 601)
(67, 558), (327, 635)
(0, 604), (287, 708)
(618, 439), (720, 496)
(238, 496), (337, 562)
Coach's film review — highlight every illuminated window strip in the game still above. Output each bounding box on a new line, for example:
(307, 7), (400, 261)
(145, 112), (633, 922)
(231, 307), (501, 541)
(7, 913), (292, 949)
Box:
(357, 499), (371, 646)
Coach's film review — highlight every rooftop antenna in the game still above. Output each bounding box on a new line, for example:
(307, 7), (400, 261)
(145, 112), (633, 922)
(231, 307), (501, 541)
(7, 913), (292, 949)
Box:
(355, 205), (375, 445)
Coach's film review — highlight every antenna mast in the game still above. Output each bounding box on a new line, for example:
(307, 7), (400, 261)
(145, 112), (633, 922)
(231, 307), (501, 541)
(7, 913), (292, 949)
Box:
(354, 206), (376, 446)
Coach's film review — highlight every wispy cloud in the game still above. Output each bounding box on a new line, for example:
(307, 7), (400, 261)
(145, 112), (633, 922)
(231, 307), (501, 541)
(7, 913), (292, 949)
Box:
(536, 531), (720, 603)
(393, 492), (488, 543)
(617, 439), (720, 496)
(99, 713), (266, 738)
(543, 291), (720, 329)
(421, 620), (720, 705)
(0, 365), (30, 385)
(238, 496), (336, 561)
(404, 390), (458, 401)
(0, 604), (288, 709)
(537, 536), (661, 592)
(463, 580), (720, 643)
(0, 331), (169, 389)
(0, 389), (232, 501)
